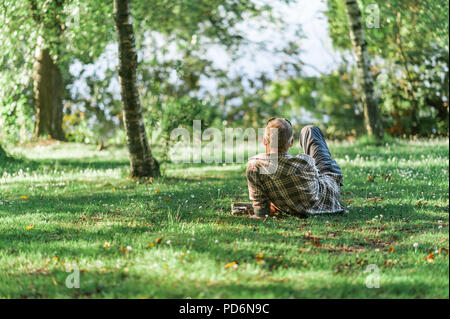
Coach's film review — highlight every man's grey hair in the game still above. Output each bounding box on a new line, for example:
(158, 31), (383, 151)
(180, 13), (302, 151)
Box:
(264, 118), (293, 152)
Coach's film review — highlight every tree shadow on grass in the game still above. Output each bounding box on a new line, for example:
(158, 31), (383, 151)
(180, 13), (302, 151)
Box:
(2, 264), (447, 298)
(0, 198), (443, 266)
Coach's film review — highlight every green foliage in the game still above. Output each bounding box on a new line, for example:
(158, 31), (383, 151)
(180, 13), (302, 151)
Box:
(210, 73), (278, 128)
(1, 0), (447, 144)
(0, 0), (263, 144)
(133, 0), (266, 47)
(149, 96), (218, 170)
(266, 65), (365, 138)
(356, 132), (396, 146)
(325, 0), (450, 136)
(0, 0), (114, 144)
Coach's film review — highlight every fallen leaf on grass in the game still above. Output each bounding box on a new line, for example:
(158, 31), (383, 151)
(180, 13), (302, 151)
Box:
(365, 197), (383, 203)
(304, 232), (322, 248)
(25, 224), (34, 230)
(255, 253), (264, 259)
(415, 200), (428, 207)
(21, 195), (30, 199)
(30, 267), (49, 275)
(424, 253), (435, 263)
(367, 175), (375, 182)
(384, 259), (398, 267)
(163, 198), (170, 202)
(155, 238), (162, 244)
(304, 232), (320, 240)
(147, 243), (154, 247)
(119, 245), (132, 254)
(345, 198), (355, 205)
(225, 261), (238, 269)
(388, 245), (395, 254)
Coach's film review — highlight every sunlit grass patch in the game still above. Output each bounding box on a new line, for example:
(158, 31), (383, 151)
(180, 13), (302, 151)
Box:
(0, 139), (448, 298)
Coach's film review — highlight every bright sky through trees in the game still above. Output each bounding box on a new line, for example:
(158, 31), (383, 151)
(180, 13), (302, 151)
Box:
(69, 1), (341, 101)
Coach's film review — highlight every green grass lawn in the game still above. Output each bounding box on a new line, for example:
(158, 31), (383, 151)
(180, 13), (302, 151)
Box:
(0, 139), (448, 298)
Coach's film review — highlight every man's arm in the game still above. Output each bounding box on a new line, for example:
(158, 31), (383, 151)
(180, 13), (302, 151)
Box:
(246, 162), (270, 218)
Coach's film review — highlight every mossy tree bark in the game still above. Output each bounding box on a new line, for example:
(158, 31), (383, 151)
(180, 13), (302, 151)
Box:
(30, 0), (65, 140)
(0, 144), (5, 158)
(33, 40), (64, 140)
(345, 0), (384, 139)
(114, 0), (160, 178)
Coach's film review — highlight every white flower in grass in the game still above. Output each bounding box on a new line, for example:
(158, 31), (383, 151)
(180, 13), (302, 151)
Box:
(126, 245), (132, 252)
(166, 240), (171, 245)
(214, 239), (219, 244)
(413, 243), (419, 248)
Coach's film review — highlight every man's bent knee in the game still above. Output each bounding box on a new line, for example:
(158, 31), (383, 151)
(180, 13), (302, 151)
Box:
(300, 125), (320, 137)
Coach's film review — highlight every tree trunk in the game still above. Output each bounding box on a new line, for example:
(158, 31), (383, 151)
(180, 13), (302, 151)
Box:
(114, 0), (160, 178)
(29, 0), (65, 141)
(345, 0), (384, 139)
(0, 144), (6, 158)
(32, 39), (64, 140)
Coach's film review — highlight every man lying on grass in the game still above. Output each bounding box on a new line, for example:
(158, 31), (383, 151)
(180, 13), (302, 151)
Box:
(246, 118), (345, 219)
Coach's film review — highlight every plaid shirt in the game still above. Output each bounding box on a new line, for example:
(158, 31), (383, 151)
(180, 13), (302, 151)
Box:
(246, 152), (344, 217)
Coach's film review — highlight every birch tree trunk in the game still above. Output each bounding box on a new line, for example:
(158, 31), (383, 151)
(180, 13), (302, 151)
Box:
(114, 0), (160, 178)
(344, 0), (384, 139)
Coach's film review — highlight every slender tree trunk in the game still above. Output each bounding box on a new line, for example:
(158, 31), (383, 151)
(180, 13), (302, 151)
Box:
(114, 0), (160, 178)
(33, 38), (64, 140)
(344, 0), (384, 139)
